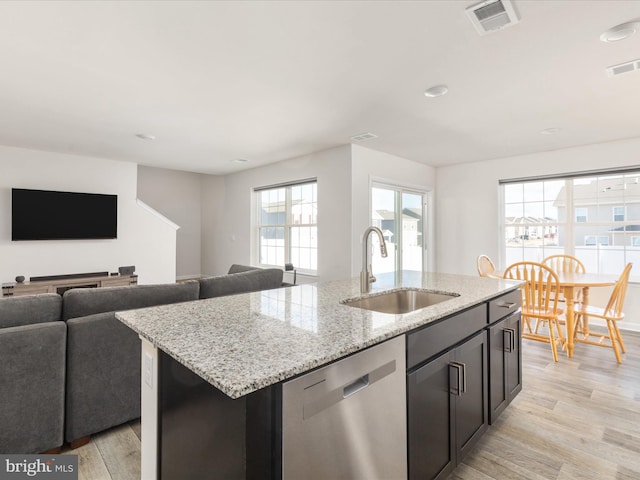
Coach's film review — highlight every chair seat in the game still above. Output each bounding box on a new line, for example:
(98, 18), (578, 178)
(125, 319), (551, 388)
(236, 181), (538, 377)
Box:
(574, 304), (624, 322)
(523, 306), (563, 318)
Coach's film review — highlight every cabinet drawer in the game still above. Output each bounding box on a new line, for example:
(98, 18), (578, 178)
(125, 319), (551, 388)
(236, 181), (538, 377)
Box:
(488, 289), (521, 325)
(407, 304), (486, 370)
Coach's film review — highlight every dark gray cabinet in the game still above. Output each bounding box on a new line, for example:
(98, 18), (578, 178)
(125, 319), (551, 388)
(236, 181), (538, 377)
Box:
(487, 290), (523, 424)
(407, 307), (488, 480)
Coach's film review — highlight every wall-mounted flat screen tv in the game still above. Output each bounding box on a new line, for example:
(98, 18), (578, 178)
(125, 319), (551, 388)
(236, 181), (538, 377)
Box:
(12, 188), (118, 240)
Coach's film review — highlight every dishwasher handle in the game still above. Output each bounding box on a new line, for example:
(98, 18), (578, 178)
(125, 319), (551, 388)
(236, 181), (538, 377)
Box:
(343, 374), (370, 398)
(302, 360), (396, 419)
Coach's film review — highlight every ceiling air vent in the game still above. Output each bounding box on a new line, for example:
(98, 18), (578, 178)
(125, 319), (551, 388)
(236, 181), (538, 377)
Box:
(350, 132), (378, 142)
(606, 59), (640, 77)
(466, 0), (519, 36)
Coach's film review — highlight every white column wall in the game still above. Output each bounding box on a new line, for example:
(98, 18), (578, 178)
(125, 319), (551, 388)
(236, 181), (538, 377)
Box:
(0, 145), (176, 284)
(200, 174), (227, 277)
(435, 137), (640, 331)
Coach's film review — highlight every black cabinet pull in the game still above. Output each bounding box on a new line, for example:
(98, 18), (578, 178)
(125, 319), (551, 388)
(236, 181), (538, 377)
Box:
(498, 302), (517, 309)
(449, 362), (466, 396)
(503, 328), (516, 352)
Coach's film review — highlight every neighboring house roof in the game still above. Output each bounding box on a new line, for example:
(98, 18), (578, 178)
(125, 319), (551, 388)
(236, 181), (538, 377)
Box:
(403, 208), (422, 220)
(553, 176), (640, 207)
(609, 225), (640, 232)
(375, 209), (418, 222)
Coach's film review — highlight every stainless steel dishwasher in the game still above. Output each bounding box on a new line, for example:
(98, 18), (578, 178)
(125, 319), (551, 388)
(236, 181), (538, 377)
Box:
(282, 335), (407, 479)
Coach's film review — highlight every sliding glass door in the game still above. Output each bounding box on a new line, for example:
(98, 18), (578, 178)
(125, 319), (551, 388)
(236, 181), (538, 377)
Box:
(371, 185), (427, 275)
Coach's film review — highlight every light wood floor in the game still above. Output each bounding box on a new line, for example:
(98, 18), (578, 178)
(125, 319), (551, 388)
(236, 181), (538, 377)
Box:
(451, 329), (640, 480)
(70, 330), (640, 480)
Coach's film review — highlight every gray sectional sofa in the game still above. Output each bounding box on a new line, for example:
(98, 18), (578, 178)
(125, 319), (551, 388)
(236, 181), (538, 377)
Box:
(0, 265), (283, 454)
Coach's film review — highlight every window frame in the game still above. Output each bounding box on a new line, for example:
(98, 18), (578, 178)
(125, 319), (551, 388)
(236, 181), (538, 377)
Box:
(254, 179), (318, 275)
(499, 167), (640, 280)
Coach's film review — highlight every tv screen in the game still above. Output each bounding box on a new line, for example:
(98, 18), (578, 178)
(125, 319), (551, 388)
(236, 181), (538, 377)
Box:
(12, 188), (118, 240)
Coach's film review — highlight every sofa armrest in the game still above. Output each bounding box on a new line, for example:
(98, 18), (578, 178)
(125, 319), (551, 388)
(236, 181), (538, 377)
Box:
(199, 268), (284, 299)
(0, 322), (66, 453)
(227, 264), (260, 274)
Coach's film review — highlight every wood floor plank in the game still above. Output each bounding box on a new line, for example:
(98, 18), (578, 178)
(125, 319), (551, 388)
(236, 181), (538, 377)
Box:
(128, 420), (141, 442)
(92, 423), (141, 480)
(451, 331), (640, 480)
(67, 440), (111, 480)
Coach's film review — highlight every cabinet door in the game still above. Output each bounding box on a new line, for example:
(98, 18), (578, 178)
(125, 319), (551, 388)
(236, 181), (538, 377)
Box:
(488, 311), (522, 424)
(505, 311), (522, 401)
(408, 330), (488, 480)
(453, 331), (488, 461)
(408, 350), (455, 480)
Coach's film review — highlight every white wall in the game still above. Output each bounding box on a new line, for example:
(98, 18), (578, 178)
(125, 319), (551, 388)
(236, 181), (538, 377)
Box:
(0, 145), (177, 285)
(201, 145), (352, 281)
(435, 137), (640, 331)
(351, 145), (436, 276)
(199, 144), (436, 283)
(137, 165), (203, 279)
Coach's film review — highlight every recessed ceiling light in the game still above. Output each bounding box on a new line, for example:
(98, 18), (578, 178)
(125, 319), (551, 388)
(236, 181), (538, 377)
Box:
(230, 158), (249, 163)
(424, 85), (449, 98)
(135, 133), (156, 140)
(600, 21), (640, 42)
(540, 127), (561, 135)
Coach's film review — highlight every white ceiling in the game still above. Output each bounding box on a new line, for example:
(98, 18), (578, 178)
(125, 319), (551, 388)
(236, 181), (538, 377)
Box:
(1, 1), (639, 175)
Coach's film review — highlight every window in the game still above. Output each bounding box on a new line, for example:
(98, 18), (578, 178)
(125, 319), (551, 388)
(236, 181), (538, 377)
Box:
(575, 207), (588, 223)
(501, 169), (640, 277)
(584, 235), (609, 246)
(255, 180), (317, 273)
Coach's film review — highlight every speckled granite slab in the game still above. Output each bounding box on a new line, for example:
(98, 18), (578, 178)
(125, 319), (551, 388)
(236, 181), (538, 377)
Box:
(116, 272), (520, 399)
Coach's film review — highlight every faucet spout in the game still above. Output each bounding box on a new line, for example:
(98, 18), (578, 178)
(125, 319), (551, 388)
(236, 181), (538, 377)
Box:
(361, 226), (388, 294)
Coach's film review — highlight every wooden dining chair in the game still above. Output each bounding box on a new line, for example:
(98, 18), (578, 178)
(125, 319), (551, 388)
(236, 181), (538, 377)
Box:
(477, 255), (497, 278)
(542, 254), (587, 332)
(503, 261), (564, 362)
(542, 254), (586, 274)
(573, 263), (632, 363)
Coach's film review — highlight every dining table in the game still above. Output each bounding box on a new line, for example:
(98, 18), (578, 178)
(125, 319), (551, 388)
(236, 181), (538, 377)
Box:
(546, 271), (617, 358)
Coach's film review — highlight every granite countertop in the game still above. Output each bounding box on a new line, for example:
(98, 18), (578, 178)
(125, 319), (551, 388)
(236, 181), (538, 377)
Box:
(116, 271), (520, 399)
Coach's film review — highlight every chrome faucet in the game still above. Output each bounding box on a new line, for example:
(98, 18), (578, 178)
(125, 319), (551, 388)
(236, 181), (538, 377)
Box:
(361, 226), (388, 293)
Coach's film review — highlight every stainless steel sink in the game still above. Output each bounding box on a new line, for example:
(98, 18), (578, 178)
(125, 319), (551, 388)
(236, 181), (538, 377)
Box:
(341, 288), (459, 314)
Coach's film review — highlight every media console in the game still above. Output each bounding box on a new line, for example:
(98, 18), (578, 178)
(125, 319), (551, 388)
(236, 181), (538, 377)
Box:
(2, 272), (138, 297)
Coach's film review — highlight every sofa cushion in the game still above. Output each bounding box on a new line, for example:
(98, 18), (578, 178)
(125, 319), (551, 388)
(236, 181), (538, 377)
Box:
(0, 293), (62, 329)
(0, 322), (66, 453)
(199, 268), (283, 299)
(61, 281), (200, 320)
(64, 312), (141, 442)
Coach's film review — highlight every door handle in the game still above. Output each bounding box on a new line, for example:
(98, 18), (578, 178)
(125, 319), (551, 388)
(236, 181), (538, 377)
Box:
(449, 362), (466, 396)
(498, 302), (517, 309)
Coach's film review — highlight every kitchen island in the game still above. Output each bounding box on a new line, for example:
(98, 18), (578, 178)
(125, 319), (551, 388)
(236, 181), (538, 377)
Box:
(116, 271), (522, 480)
